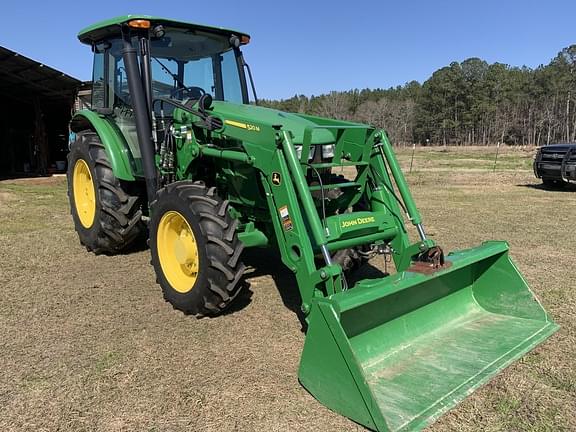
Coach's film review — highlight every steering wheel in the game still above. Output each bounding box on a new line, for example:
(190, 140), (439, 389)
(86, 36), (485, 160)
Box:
(170, 86), (205, 100)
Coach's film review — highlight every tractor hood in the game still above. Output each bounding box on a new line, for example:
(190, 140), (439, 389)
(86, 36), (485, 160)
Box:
(211, 101), (341, 145)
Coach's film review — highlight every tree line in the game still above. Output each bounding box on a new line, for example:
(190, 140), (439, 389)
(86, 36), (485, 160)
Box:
(260, 45), (576, 146)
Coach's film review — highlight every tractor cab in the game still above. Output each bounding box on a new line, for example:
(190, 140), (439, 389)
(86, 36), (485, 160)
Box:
(79, 15), (251, 105)
(77, 16), (252, 168)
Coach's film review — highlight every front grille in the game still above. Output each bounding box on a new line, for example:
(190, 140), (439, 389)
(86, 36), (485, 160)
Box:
(540, 152), (566, 163)
(535, 147), (576, 180)
(540, 151), (576, 162)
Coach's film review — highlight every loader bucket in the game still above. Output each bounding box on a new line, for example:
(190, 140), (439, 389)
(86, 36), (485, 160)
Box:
(299, 241), (558, 432)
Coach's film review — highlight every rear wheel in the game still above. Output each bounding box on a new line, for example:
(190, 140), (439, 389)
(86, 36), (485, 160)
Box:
(149, 181), (246, 316)
(67, 131), (145, 254)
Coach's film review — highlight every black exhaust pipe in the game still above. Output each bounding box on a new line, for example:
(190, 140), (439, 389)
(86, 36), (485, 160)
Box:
(121, 29), (157, 206)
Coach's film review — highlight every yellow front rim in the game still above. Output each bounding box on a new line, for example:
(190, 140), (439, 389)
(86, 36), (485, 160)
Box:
(73, 159), (96, 228)
(157, 211), (200, 293)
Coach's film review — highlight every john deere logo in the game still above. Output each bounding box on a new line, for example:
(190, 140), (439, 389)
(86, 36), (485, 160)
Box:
(272, 172), (281, 186)
(341, 216), (375, 229)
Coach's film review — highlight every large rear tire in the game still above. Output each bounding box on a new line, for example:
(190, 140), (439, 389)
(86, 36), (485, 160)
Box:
(67, 131), (145, 254)
(149, 181), (246, 317)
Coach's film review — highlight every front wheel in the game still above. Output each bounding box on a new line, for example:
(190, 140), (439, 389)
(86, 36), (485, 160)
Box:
(149, 181), (246, 316)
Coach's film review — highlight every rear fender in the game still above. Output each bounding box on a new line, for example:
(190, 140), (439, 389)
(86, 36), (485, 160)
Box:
(70, 110), (137, 181)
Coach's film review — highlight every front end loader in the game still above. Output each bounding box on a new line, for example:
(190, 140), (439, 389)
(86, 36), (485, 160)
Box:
(67, 15), (558, 431)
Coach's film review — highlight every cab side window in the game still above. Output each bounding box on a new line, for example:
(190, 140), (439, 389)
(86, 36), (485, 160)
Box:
(109, 39), (132, 109)
(91, 48), (106, 109)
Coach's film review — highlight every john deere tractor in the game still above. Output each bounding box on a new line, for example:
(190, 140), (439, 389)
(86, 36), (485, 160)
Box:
(68, 15), (558, 431)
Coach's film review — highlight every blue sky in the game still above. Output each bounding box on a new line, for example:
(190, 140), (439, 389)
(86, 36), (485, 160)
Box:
(1, 0), (574, 99)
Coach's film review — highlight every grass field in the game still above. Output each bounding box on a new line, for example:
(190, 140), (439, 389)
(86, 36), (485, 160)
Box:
(0, 146), (574, 431)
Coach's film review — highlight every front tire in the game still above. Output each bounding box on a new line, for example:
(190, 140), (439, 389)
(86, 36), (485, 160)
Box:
(67, 131), (145, 254)
(149, 181), (246, 317)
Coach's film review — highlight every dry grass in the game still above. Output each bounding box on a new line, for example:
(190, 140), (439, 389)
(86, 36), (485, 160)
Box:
(0, 149), (574, 431)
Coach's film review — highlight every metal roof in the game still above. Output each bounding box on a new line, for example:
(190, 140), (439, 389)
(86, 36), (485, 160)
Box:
(0, 46), (81, 103)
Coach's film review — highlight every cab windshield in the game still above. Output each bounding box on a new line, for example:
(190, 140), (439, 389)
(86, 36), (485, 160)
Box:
(150, 27), (244, 103)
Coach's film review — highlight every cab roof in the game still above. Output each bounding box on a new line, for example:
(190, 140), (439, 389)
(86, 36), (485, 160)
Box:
(78, 15), (250, 45)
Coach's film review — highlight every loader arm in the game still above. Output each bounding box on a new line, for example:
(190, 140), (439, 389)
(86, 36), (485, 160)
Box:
(254, 125), (435, 313)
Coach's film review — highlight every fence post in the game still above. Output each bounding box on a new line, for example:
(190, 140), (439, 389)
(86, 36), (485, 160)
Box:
(493, 141), (501, 172)
(409, 143), (416, 173)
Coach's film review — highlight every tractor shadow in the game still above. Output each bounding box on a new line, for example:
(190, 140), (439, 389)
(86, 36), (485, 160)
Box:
(241, 248), (305, 327)
(241, 248), (388, 331)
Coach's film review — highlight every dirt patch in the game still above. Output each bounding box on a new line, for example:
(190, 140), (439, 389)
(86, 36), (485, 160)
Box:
(0, 175), (67, 186)
(0, 191), (15, 204)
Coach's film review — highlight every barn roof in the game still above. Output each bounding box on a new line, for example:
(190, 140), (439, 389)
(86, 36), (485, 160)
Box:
(0, 46), (81, 103)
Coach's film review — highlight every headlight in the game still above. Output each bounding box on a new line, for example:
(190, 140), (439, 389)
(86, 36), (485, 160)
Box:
(295, 145), (315, 161)
(295, 145), (302, 159)
(321, 144), (335, 158)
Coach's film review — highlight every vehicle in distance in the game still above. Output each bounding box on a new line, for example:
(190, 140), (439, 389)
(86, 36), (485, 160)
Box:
(533, 143), (576, 187)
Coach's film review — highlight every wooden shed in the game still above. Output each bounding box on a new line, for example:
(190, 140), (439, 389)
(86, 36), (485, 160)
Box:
(0, 46), (81, 177)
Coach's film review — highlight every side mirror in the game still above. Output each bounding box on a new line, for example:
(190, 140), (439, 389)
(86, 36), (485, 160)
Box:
(229, 35), (240, 48)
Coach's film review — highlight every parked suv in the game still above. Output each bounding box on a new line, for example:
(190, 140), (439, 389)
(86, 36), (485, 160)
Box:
(533, 143), (576, 187)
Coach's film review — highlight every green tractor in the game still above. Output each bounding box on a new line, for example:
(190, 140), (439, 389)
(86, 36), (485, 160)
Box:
(68, 15), (558, 431)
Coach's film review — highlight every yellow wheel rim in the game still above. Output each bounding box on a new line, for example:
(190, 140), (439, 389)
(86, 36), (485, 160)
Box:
(157, 211), (200, 293)
(73, 159), (96, 228)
